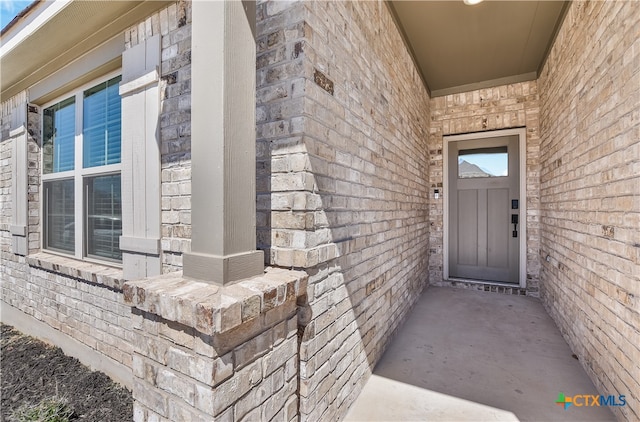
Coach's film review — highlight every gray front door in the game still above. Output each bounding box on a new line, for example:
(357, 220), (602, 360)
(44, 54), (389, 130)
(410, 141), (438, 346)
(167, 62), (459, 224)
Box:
(448, 135), (520, 283)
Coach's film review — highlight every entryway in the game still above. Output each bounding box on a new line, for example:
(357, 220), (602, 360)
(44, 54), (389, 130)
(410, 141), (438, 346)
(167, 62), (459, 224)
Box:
(444, 128), (527, 287)
(345, 287), (615, 421)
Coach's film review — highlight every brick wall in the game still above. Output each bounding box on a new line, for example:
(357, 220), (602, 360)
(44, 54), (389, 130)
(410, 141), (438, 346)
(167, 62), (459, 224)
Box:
(26, 105), (41, 254)
(1, 92), (132, 367)
(429, 81), (542, 295)
(2, 97), (133, 369)
(0, 94), (20, 229)
(2, 254), (134, 370)
(538, 1), (640, 420)
(256, 1), (431, 420)
(1, 0), (192, 382)
(0, 99), (41, 256)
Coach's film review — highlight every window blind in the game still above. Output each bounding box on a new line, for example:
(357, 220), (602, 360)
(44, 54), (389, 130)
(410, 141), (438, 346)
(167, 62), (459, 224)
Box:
(83, 76), (122, 168)
(43, 97), (75, 174)
(44, 179), (75, 252)
(86, 174), (122, 261)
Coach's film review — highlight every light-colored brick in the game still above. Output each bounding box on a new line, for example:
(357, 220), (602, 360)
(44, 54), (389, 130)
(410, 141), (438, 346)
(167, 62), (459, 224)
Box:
(537, 1), (640, 420)
(3, 1), (637, 422)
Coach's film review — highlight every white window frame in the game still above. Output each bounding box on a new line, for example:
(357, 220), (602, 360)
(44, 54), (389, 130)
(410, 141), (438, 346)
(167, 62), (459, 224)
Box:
(41, 69), (123, 265)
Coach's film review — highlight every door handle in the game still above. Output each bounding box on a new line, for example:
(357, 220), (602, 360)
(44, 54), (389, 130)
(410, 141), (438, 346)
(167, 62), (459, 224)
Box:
(511, 214), (518, 237)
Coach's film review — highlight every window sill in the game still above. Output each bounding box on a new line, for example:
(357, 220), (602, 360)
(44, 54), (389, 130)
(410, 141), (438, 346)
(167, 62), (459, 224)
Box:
(27, 252), (125, 291)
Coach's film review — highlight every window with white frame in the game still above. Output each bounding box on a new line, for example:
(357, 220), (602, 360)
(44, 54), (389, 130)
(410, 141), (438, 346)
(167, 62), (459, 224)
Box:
(42, 73), (122, 262)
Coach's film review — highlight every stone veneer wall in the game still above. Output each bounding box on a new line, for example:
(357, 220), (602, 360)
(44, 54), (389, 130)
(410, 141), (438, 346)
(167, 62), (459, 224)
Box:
(256, 1), (431, 420)
(538, 1), (640, 420)
(429, 81), (542, 295)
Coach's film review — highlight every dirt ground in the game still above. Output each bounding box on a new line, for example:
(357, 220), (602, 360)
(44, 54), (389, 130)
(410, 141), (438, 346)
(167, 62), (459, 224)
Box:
(1, 324), (132, 421)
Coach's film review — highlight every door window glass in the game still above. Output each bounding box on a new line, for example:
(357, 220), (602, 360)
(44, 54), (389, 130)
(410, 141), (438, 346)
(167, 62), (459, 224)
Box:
(458, 147), (508, 178)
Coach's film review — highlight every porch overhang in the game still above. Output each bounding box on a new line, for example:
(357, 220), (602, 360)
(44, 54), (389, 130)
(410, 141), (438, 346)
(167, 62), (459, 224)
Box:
(1, 0), (171, 100)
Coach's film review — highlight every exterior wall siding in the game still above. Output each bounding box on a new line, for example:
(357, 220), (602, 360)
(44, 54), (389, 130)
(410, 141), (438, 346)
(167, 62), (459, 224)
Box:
(538, 1), (640, 420)
(429, 81), (542, 296)
(256, 1), (431, 420)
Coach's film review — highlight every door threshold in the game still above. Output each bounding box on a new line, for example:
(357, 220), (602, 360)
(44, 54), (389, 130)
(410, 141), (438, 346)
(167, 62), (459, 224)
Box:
(436, 278), (528, 296)
(448, 277), (519, 288)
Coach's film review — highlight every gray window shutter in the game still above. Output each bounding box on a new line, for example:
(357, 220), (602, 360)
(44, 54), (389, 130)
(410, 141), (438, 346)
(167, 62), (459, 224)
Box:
(10, 101), (28, 256)
(119, 34), (162, 279)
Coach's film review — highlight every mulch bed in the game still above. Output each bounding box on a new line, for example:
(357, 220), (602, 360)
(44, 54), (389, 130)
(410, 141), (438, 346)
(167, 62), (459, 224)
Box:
(1, 324), (132, 421)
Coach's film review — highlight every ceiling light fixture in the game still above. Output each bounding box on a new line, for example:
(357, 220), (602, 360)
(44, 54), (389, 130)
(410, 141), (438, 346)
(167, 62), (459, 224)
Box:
(463, 0), (484, 5)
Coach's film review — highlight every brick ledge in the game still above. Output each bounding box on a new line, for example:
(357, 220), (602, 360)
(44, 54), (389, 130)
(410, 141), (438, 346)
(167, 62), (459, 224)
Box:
(26, 252), (125, 290)
(123, 267), (307, 335)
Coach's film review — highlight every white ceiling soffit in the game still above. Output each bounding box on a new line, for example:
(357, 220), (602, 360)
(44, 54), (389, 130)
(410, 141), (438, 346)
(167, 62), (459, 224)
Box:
(1, 0), (172, 100)
(389, 0), (569, 97)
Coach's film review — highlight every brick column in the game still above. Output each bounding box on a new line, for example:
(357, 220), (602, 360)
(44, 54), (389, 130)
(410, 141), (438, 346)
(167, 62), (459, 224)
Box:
(183, 0), (264, 285)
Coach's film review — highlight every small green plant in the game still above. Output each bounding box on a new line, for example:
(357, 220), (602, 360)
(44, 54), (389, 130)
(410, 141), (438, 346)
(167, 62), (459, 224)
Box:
(11, 396), (74, 422)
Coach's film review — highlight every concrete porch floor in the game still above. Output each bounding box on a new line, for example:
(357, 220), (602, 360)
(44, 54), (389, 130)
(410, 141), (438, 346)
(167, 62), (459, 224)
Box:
(345, 287), (615, 422)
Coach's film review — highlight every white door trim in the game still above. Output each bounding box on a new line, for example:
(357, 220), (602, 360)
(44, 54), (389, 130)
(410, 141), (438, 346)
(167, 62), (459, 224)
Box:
(443, 128), (527, 288)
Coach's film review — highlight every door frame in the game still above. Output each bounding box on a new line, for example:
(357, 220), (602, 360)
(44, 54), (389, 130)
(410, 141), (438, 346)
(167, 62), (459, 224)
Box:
(443, 127), (527, 288)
